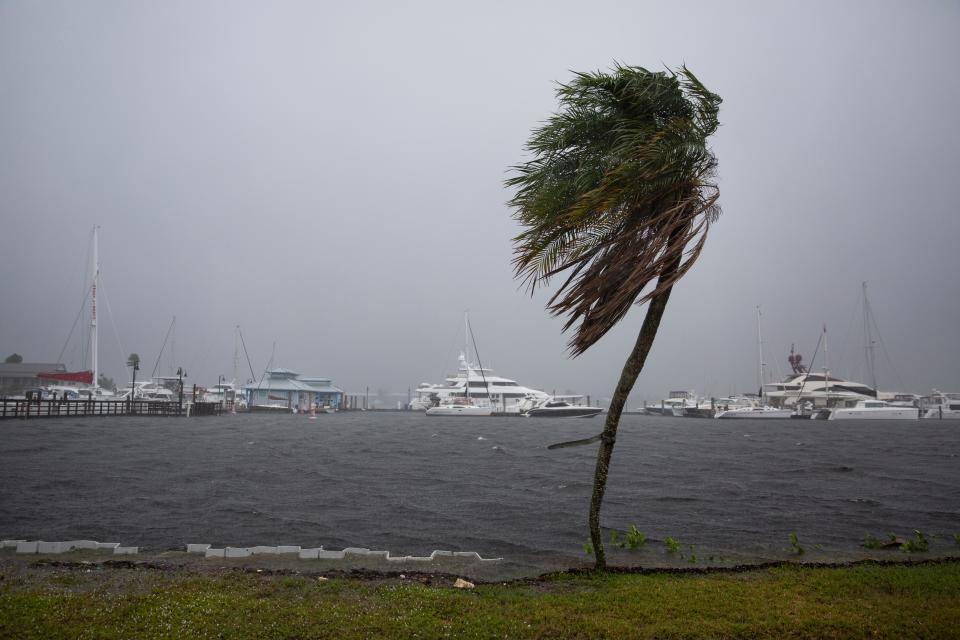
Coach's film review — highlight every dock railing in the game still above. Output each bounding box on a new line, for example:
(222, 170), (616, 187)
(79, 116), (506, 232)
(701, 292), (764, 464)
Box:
(0, 398), (223, 420)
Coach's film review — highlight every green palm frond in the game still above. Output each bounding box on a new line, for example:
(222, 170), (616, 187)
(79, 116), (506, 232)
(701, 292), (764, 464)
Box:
(509, 64), (721, 356)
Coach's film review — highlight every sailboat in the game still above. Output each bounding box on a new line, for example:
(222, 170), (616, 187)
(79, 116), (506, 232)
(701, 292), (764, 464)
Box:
(425, 314), (493, 417)
(38, 226), (115, 399)
(716, 306), (792, 419)
(828, 283), (918, 420)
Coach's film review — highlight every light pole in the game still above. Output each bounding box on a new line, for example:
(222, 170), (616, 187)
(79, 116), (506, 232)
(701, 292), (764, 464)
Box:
(126, 353), (140, 415)
(177, 367), (187, 413)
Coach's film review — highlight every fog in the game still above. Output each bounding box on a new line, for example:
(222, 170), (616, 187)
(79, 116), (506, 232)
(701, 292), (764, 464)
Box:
(1, 1), (958, 405)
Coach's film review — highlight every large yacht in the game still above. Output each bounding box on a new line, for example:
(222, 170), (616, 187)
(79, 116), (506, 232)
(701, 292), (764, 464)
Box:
(763, 372), (877, 408)
(410, 353), (550, 414)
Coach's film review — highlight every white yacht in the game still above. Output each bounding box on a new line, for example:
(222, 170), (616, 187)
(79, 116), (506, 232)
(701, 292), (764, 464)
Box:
(828, 400), (919, 420)
(642, 391), (704, 416)
(425, 397), (493, 417)
(920, 391), (960, 419)
(118, 380), (176, 402)
(763, 372), (877, 408)
(410, 353), (550, 414)
(202, 381), (246, 408)
(715, 404), (793, 419)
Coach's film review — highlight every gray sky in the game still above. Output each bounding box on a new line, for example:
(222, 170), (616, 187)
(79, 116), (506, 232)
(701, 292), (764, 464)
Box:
(1, 1), (958, 403)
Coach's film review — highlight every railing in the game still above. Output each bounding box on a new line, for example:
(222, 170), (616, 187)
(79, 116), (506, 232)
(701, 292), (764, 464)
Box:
(0, 399), (223, 419)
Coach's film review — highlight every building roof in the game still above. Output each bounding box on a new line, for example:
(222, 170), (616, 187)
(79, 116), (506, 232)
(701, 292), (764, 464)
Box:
(246, 377), (343, 394)
(0, 362), (66, 377)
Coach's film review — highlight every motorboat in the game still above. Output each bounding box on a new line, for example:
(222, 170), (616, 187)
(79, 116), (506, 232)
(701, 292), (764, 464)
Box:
(522, 397), (603, 418)
(642, 391), (703, 416)
(920, 391), (960, 419)
(202, 381), (247, 409)
(715, 404), (793, 419)
(827, 400), (919, 420)
(425, 397), (492, 416)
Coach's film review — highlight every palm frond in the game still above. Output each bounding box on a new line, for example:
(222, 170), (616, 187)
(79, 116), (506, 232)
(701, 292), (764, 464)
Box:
(509, 64), (721, 355)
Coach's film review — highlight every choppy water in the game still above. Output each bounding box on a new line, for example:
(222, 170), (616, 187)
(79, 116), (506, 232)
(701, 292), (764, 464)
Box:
(1, 412), (958, 573)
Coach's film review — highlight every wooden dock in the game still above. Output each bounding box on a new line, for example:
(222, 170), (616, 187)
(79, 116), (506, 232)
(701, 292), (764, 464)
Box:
(0, 399), (222, 420)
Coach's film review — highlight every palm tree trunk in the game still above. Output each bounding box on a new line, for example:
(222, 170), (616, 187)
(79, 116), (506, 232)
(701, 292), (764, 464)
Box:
(589, 279), (677, 570)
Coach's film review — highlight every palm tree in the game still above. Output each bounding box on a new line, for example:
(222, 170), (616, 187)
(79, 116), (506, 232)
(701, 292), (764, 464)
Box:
(508, 64), (721, 570)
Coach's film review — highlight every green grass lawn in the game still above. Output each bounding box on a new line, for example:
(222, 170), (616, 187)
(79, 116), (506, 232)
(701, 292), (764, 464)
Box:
(2, 561), (958, 639)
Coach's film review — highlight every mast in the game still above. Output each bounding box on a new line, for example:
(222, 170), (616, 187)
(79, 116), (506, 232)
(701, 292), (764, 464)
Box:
(863, 281), (877, 391)
(233, 325), (240, 385)
(464, 311), (470, 399)
(823, 323), (830, 398)
(756, 305), (764, 401)
(91, 225), (99, 389)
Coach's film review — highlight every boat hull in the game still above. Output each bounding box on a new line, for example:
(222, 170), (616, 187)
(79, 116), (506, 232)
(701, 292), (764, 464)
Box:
(828, 408), (919, 420)
(922, 408), (960, 419)
(715, 407), (793, 419)
(525, 407), (603, 418)
(425, 405), (492, 416)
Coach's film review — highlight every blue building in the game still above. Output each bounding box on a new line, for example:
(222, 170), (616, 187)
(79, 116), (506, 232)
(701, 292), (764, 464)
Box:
(245, 368), (344, 412)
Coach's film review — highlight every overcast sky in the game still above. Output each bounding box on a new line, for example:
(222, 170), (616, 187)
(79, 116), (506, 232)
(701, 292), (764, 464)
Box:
(1, 1), (957, 404)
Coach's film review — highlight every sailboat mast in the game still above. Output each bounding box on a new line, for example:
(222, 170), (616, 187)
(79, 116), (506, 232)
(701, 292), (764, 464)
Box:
(756, 305), (764, 400)
(863, 281), (877, 391)
(233, 325), (240, 385)
(91, 226), (99, 389)
(823, 324), (830, 397)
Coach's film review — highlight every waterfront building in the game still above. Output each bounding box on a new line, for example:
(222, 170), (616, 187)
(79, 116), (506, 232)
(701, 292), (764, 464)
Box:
(244, 368), (344, 412)
(0, 362), (66, 397)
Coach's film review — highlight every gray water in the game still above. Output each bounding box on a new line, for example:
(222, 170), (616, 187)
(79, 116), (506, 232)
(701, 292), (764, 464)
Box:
(1, 412), (958, 573)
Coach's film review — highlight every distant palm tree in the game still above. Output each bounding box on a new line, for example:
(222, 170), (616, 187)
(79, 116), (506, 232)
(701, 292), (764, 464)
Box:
(508, 64), (721, 569)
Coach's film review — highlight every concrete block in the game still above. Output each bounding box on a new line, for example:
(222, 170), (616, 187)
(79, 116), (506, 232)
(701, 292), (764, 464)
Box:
(16, 541), (39, 554)
(453, 552), (482, 560)
(343, 547), (371, 556)
(249, 546), (278, 555)
(275, 545), (300, 554)
(298, 548), (320, 560)
(205, 548), (226, 558)
(225, 547), (251, 558)
(365, 550), (389, 559)
(186, 544), (211, 554)
(1, 540), (26, 549)
(97, 542), (120, 551)
(64, 540), (100, 551)
(431, 550), (454, 558)
(317, 549), (345, 560)
(37, 541), (63, 554)
(113, 547), (138, 555)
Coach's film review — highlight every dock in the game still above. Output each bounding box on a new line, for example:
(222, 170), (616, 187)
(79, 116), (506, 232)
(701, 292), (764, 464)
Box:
(0, 398), (222, 420)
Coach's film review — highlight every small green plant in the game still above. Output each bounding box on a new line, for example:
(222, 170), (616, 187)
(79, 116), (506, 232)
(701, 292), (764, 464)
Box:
(789, 532), (805, 555)
(665, 537), (680, 554)
(900, 530), (929, 553)
(582, 540), (594, 556)
(864, 533), (884, 549)
(626, 525), (647, 549)
(953, 533), (960, 547)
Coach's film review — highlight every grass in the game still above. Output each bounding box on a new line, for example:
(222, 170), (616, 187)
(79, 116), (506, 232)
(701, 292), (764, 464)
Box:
(2, 561), (959, 638)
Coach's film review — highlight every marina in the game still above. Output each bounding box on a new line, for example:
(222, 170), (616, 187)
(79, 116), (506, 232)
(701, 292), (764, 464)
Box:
(1, 411), (958, 578)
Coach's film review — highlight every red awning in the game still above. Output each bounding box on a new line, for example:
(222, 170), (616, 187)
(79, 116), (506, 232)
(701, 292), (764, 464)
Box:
(37, 370), (94, 385)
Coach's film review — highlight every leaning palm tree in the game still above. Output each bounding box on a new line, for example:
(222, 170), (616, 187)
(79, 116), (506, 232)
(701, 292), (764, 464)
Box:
(508, 64), (721, 570)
